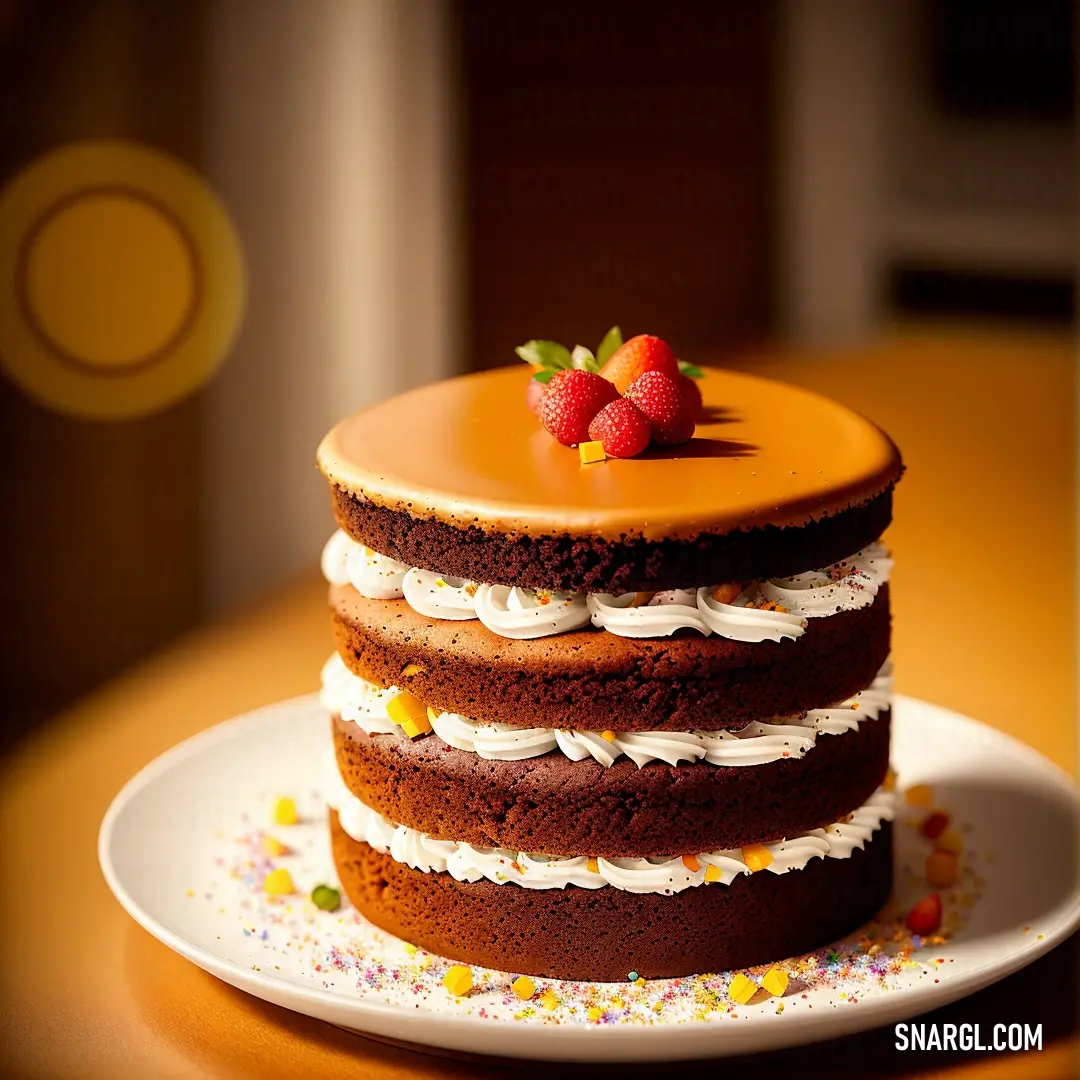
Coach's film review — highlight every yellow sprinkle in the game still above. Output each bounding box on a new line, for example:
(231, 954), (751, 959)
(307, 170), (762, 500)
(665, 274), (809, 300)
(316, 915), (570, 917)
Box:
(540, 989), (558, 1011)
(271, 797), (298, 826)
(635, 977), (646, 988)
(904, 783), (934, 807)
(435, 578), (448, 587)
(776, 1001), (785, 1015)
(579, 440), (606, 465)
(742, 844), (773, 872)
(185, 888), (195, 898)
(442, 965), (473, 996)
(401, 662), (425, 677)
(401, 715), (433, 739)
(728, 973), (757, 1004)
(587, 1006), (604, 1021)
(761, 967), (789, 997)
(403, 943), (418, 955)
(600, 730), (617, 742)
(682, 854), (701, 872)
(388, 690), (428, 727)
(259, 835), (288, 857)
(586, 857), (600, 873)
(704, 864), (722, 883)
(511, 975), (535, 1000)
(926, 850), (958, 888)
(935, 827), (964, 855)
(262, 868), (294, 896)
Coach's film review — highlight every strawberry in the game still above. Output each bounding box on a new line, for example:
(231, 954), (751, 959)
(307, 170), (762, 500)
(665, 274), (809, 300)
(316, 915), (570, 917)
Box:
(587, 398), (652, 458)
(539, 369), (619, 446)
(905, 893), (943, 936)
(624, 371), (695, 445)
(677, 373), (704, 421)
(598, 335), (680, 394)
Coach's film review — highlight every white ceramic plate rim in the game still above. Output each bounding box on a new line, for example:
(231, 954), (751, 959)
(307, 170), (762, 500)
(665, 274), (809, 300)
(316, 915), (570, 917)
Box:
(99, 694), (1080, 1061)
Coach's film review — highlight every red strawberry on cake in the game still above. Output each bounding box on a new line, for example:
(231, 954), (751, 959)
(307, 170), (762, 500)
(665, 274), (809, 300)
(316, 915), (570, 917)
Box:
(598, 334), (680, 394)
(538, 370), (619, 446)
(625, 370), (696, 445)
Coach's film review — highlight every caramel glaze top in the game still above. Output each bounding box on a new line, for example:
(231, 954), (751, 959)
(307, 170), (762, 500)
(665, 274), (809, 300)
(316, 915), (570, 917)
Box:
(317, 366), (902, 542)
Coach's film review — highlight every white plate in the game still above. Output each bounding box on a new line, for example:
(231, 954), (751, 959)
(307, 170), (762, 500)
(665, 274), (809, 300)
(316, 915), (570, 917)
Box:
(99, 696), (1079, 1062)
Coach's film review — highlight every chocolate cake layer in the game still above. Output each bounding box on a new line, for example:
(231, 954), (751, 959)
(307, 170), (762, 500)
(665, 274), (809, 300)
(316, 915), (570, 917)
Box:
(330, 812), (893, 981)
(330, 484), (895, 594)
(330, 582), (891, 731)
(332, 711), (891, 858)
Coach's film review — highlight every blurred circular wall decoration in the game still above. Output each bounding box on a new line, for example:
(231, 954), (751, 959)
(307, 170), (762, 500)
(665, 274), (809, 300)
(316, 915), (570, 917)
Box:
(0, 139), (245, 419)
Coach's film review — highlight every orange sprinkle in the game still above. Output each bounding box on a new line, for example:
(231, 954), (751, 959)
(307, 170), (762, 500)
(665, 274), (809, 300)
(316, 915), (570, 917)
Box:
(600, 730), (617, 742)
(742, 844), (773, 872)
(682, 855), (701, 872)
(712, 582), (741, 604)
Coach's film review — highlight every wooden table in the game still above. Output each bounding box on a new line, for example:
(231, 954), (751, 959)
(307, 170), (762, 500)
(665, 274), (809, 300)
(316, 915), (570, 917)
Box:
(1, 327), (1075, 1079)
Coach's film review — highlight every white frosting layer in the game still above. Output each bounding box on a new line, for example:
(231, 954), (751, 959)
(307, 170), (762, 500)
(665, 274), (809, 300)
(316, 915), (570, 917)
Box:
(321, 530), (891, 642)
(474, 584), (591, 639)
(325, 758), (895, 895)
(322, 531), (409, 600)
(401, 568), (477, 620)
(760, 544), (893, 616)
(320, 653), (892, 769)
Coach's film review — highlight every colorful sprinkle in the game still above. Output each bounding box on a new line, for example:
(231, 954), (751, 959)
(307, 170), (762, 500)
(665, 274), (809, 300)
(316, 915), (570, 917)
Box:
(271, 797), (297, 826)
(511, 975), (535, 1000)
(579, 441), (607, 465)
(443, 965), (473, 996)
(727, 973), (757, 1004)
(904, 784), (934, 807)
(310, 884), (341, 911)
(741, 844), (773, 872)
(262, 868), (294, 896)
(935, 827), (964, 855)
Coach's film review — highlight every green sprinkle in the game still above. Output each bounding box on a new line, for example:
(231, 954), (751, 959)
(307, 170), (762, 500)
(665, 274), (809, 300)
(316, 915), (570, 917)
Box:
(627, 970), (639, 982)
(311, 884), (341, 912)
(826, 950), (841, 964)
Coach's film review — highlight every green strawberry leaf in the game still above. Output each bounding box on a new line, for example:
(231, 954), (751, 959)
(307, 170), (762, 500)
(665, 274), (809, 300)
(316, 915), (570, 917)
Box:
(571, 345), (600, 373)
(515, 340), (572, 370)
(678, 361), (704, 379)
(596, 325), (623, 366)
(531, 368), (557, 384)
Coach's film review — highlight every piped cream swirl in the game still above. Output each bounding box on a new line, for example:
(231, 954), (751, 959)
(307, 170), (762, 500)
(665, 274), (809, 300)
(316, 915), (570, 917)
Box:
(473, 584), (591, 639)
(324, 757), (895, 895)
(321, 530), (890, 642)
(321, 653), (892, 768)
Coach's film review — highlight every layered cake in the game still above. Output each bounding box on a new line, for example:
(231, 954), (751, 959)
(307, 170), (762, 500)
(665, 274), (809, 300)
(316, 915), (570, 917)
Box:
(315, 357), (903, 982)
